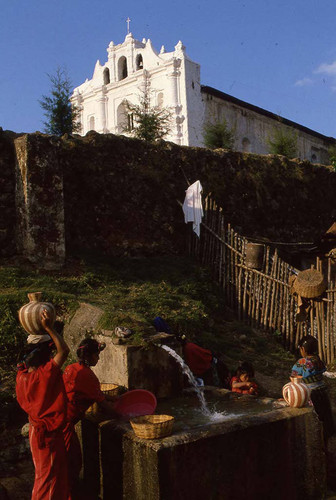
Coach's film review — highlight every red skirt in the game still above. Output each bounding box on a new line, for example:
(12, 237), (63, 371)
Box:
(29, 424), (70, 500)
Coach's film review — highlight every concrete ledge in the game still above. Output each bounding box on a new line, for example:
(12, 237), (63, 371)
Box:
(80, 404), (326, 500)
(92, 333), (184, 399)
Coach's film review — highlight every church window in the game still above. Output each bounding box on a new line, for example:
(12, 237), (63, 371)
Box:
(88, 116), (95, 131)
(157, 92), (164, 108)
(192, 81), (195, 89)
(242, 137), (251, 153)
(116, 102), (128, 133)
(103, 68), (110, 85)
(127, 113), (134, 130)
(311, 147), (319, 163)
(118, 56), (128, 81)
(136, 54), (143, 70)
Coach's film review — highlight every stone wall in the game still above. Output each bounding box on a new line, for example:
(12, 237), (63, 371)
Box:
(60, 131), (336, 249)
(203, 88), (331, 164)
(15, 134), (65, 269)
(61, 132), (187, 257)
(0, 130), (17, 257)
(2, 130), (336, 267)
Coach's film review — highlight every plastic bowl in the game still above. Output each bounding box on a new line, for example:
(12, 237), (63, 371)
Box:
(113, 389), (157, 418)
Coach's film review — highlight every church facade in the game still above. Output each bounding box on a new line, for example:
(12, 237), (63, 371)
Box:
(72, 33), (333, 164)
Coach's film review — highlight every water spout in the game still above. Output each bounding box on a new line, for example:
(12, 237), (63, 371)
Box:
(161, 345), (216, 418)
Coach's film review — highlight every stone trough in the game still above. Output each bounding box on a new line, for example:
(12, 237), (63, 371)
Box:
(79, 392), (326, 500)
(65, 315), (326, 500)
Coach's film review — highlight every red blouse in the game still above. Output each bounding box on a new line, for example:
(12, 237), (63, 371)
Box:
(63, 362), (105, 423)
(231, 376), (258, 394)
(16, 359), (67, 438)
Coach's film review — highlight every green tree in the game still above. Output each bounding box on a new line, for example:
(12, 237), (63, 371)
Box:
(267, 127), (298, 158)
(203, 118), (235, 150)
(328, 144), (336, 170)
(39, 67), (80, 136)
(123, 77), (171, 142)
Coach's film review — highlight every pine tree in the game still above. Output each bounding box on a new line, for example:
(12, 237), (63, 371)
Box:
(328, 144), (336, 170)
(39, 67), (80, 136)
(203, 119), (235, 150)
(267, 120), (298, 159)
(123, 75), (171, 142)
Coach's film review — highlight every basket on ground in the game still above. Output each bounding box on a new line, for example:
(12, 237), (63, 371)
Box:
(293, 269), (326, 299)
(86, 383), (120, 416)
(130, 414), (174, 439)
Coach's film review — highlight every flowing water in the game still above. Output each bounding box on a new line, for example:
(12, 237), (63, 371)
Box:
(157, 395), (278, 431)
(161, 345), (227, 421)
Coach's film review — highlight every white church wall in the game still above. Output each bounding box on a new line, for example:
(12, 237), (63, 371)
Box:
(203, 92), (330, 162)
(183, 58), (205, 147)
(71, 34), (201, 147)
(72, 33), (333, 163)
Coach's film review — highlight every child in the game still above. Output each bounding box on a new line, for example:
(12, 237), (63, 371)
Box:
(16, 309), (70, 500)
(231, 361), (258, 395)
(62, 338), (118, 497)
(291, 335), (334, 439)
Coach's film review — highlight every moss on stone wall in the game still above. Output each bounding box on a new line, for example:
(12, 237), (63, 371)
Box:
(61, 132), (336, 255)
(2, 130), (336, 259)
(0, 130), (18, 256)
(61, 132), (188, 256)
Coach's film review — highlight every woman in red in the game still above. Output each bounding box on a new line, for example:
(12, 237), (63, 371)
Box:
(63, 338), (117, 496)
(16, 309), (70, 500)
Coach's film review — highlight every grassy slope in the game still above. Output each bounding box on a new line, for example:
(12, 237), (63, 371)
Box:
(0, 255), (295, 393)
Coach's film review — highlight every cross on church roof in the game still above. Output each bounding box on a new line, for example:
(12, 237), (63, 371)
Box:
(126, 17), (131, 34)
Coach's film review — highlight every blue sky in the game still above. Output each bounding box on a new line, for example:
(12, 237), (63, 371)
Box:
(1, 0), (336, 137)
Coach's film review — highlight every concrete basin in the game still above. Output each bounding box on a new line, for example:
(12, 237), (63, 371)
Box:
(79, 394), (326, 500)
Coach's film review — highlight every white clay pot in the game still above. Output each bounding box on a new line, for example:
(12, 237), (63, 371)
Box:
(282, 376), (311, 408)
(18, 292), (56, 335)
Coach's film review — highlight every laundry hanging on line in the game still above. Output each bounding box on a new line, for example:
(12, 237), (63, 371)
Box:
(182, 180), (204, 237)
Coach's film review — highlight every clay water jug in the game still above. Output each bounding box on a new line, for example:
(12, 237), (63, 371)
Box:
(18, 292), (56, 335)
(282, 376), (310, 408)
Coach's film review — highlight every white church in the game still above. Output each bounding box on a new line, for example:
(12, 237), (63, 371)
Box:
(72, 31), (333, 164)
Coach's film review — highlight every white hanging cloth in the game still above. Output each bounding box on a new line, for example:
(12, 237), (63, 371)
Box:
(182, 180), (204, 237)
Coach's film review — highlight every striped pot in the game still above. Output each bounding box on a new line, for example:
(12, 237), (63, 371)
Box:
(18, 292), (56, 335)
(282, 376), (311, 408)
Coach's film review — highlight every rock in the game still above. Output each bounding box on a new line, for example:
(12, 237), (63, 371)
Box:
(21, 423), (29, 438)
(327, 435), (336, 490)
(0, 477), (31, 500)
(63, 302), (104, 356)
(0, 483), (9, 500)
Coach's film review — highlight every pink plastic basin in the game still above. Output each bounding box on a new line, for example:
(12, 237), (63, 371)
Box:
(113, 389), (157, 417)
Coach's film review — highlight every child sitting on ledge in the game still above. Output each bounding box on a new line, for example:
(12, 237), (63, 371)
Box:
(231, 361), (258, 395)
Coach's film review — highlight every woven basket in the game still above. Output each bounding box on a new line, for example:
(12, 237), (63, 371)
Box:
(130, 415), (174, 439)
(288, 274), (296, 295)
(100, 383), (120, 396)
(293, 269), (326, 299)
(86, 383), (119, 416)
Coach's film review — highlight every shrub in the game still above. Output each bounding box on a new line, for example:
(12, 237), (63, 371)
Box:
(267, 127), (298, 158)
(203, 118), (235, 150)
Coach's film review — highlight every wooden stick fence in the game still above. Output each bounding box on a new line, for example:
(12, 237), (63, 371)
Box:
(187, 195), (336, 363)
